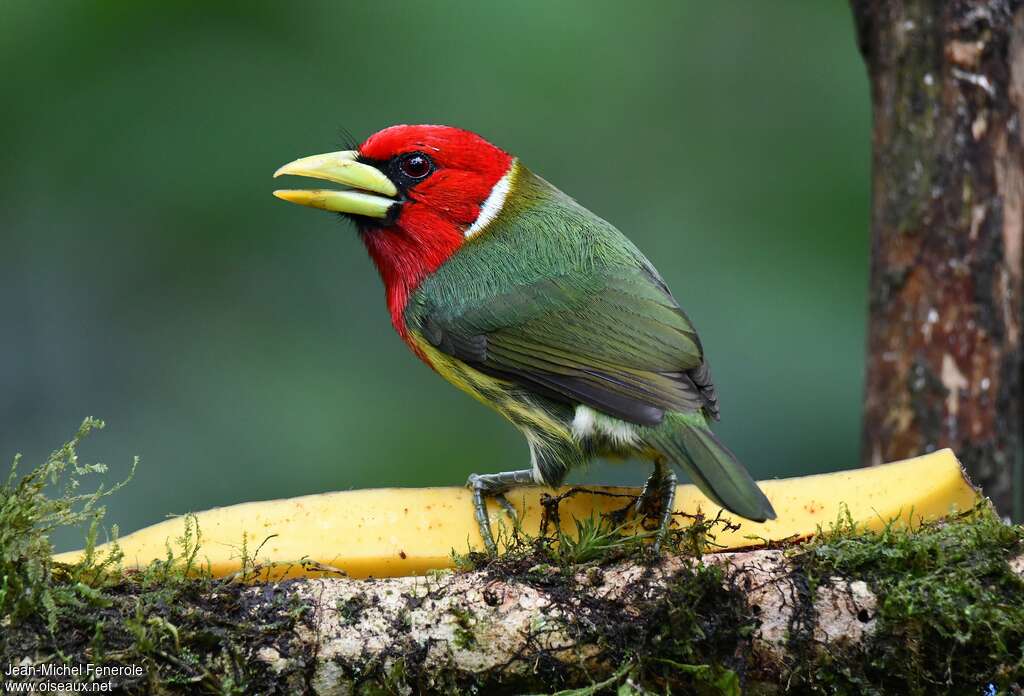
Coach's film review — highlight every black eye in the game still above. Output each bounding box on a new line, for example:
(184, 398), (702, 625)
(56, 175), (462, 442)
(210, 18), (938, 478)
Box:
(398, 152), (432, 180)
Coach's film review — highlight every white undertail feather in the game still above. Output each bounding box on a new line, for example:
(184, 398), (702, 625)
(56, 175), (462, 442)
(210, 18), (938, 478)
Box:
(465, 160), (516, 239)
(571, 405), (640, 446)
(522, 428), (552, 484)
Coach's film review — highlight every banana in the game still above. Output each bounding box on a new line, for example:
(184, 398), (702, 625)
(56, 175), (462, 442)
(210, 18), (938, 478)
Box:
(53, 449), (980, 579)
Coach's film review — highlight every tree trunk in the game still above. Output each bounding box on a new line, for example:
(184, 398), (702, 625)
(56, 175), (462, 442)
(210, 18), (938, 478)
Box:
(853, 0), (1024, 519)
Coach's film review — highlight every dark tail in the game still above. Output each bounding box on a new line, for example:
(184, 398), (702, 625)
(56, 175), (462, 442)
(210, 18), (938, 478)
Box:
(646, 417), (776, 522)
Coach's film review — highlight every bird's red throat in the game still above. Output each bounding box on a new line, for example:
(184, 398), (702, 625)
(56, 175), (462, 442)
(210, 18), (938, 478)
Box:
(359, 209), (466, 339)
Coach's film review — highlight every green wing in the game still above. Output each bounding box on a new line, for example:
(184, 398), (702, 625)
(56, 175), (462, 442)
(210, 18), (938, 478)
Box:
(417, 258), (718, 426)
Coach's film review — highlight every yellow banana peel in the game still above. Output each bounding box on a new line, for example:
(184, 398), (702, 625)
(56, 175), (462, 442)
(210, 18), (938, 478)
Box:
(54, 449), (980, 580)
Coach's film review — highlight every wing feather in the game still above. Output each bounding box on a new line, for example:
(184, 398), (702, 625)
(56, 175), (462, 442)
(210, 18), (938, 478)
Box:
(419, 261), (714, 425)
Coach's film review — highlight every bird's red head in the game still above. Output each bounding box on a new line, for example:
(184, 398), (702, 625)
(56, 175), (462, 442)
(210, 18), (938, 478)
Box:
(274, 125), (515, 332)
(357, 126), (513, 322)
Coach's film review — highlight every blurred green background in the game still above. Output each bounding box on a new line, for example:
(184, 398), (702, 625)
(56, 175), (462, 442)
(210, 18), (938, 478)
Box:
(0, 2), (870, 551)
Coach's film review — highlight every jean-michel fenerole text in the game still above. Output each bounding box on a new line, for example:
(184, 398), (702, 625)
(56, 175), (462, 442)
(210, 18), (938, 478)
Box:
(5, 662), (144, 679)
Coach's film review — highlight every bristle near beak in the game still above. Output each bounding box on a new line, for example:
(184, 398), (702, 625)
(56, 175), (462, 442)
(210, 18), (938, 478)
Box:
(273, 150), (398, 218)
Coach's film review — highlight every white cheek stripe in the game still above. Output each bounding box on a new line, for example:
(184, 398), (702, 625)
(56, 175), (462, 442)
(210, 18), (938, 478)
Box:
(465, 160), (516, 239)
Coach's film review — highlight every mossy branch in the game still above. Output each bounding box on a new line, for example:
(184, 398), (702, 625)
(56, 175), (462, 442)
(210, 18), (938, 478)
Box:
(4, 428), (1024, 695)
(4, 522), (1023, 694)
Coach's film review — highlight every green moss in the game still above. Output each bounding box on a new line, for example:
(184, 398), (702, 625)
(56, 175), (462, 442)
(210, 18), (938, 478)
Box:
(628, 561), (748, 695)
(336, 593), (367, 624)
(0, 421), (315, 694)
(790, 506), (1024, 694)
(0, 418), (134, 627)
(449, 605), (478, 650)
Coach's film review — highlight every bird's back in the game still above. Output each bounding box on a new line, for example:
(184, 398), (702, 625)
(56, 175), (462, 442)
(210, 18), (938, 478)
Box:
(408, 164), (642, 322)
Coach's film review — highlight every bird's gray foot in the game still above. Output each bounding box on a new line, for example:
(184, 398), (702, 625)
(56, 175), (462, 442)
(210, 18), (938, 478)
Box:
(466, 469), (536, 554)
(607, 465), (664, 524)
(608, 464), (677, 553)
(651, 468), (677, 554)
(633, 466), (665, 518)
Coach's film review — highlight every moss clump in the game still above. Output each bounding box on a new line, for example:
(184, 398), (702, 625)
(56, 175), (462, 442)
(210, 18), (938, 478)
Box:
(0, 417), (132, 626)
(629, 561), (748, 695)
(791, 506), (1024, 694)
(337, 594), (368, 623)
(449, 605), (478, 650)
(0, 421), (315, 695)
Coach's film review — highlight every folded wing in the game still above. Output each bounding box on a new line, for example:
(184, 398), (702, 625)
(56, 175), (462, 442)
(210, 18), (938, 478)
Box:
(419, 261), (720, 426)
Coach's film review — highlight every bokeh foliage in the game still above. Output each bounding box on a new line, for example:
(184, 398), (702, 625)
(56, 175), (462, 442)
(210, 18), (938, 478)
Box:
(0, 2), (869, 550)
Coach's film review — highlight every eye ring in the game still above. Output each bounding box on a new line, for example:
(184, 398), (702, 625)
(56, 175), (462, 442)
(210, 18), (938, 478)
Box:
(398, 152), (433, 180)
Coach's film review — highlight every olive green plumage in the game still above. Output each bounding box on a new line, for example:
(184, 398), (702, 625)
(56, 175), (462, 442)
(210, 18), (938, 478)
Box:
(404, 162), (775, 523)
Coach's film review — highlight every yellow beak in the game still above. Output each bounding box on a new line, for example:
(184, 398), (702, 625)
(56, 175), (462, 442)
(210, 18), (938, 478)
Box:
(273, 150), (398, 219)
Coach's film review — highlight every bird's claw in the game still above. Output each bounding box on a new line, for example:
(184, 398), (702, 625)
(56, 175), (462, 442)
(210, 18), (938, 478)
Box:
(604, 503), (634, 527)
(467, 475), (498, 554)
(493, 493), (518, 521)
(466, 470), (533, 555)
(607, 471), (662, 524)
(650, 469), (677, 555)
(605, 468), (677, 555)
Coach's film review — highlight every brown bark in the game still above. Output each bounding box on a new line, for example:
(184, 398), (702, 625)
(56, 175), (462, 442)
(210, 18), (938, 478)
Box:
(853, 0), (1024, 518)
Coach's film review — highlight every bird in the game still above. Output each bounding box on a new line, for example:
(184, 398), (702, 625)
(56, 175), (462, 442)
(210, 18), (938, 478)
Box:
(272, 124), (776, 552)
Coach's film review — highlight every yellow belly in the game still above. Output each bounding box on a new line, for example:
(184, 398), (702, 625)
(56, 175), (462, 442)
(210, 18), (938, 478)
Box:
(409, 330), (572, 441)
